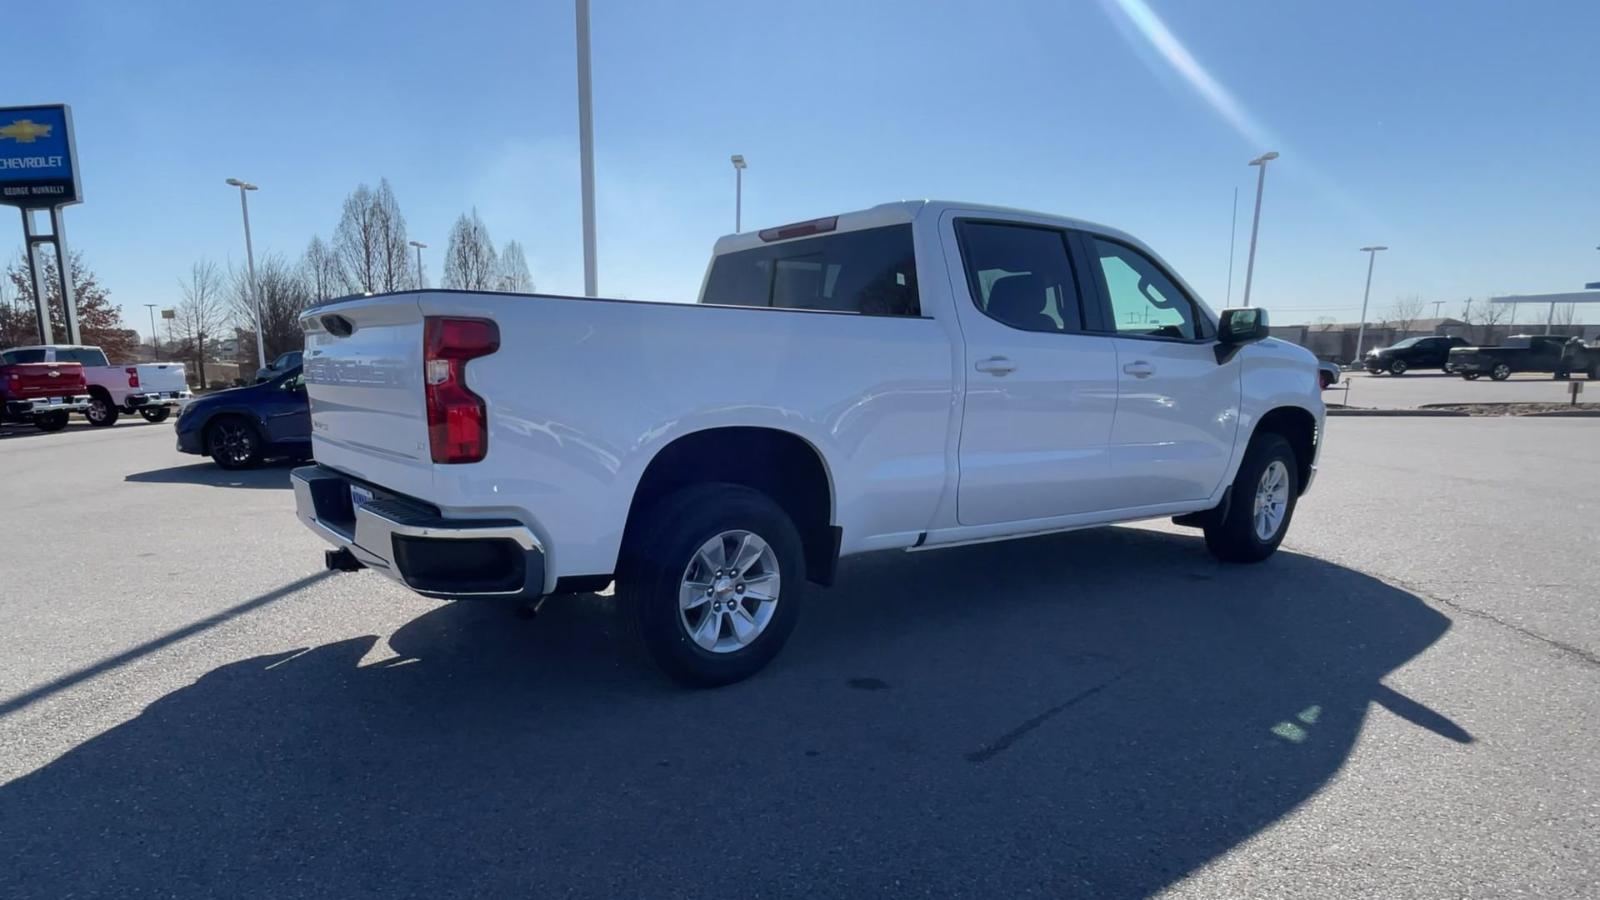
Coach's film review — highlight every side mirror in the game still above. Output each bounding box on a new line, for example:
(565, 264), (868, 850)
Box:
(1215, 307), (1269, 362)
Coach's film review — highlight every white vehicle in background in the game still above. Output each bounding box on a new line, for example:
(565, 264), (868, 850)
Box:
(292, 200), (1325, 686)
(0, 345), (190, 425)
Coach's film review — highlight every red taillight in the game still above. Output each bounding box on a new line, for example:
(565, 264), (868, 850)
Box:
(423, 317), (499, 464)
(126, 367), (140, 388)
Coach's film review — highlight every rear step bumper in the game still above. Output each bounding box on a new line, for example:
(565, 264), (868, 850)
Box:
(6, 395), (90, 415)
(291, 464), (545, 601)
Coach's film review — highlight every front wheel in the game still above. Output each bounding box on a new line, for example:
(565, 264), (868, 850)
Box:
(1204, 433), (1298, 564)
(1463, 372), (1481, 381)
(1389, 359), (1409, 376)
(139, 406), (171, 423)
(208, 417), (263, 469)
(619, 483), (805, 687)
(1490, 363), (1512, 381)
(33, 411), (70, 432)
(85, 395), (120, 427)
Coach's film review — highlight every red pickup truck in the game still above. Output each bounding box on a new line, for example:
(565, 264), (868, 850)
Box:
(0, 357), (91, 432)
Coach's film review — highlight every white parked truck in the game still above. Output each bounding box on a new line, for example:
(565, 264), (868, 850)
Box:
(293, 201), (1324, 685)
(0, 345), (189, 425)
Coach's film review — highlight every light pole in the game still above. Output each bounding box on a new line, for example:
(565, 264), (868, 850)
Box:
(575, 0), (598, 297)
(1240, 151), (1278, 307)
(409, 240), (427, 289)
(1353, 245), (1387, 364)
(144, 303), (159, 361)
(731, 154), (747, 232)
(225, 178), (267, 370)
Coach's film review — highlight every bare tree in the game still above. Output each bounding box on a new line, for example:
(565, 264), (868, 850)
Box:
(1384, 295), (1428, 337)
(373, 178), (413, 293)
(442, 210), (499, 290)
(1459, 296), (1510, 345)
(175, 261), (228, 389)
(301, 236), (346, 305)
(231, 253), (314, 371)
(498, 240), (535, 292)
(335, 183), (381, 294)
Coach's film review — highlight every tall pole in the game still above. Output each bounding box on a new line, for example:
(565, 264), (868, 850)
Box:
(1432, 300), (1443, 319)
(227, 179), (267, 369)
(575, 0), (598, 297)
(409, 240), (427, 290)
(1226, 186), (1238, 306)
(736, 166), (743, 232)
(49, 207), (81, 345)
(1241, 151), (1278, 307)
(1353, 246), (1386, 364)
(145, 303), (159, 361)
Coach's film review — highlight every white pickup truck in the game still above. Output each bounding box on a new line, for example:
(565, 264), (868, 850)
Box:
(293, 201), (1324, 686)
(0, 345), (190, 425)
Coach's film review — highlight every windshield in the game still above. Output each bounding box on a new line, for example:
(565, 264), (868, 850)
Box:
(1389, 338), (1421, 349)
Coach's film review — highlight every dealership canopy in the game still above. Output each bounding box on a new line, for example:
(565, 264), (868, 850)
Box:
(1489, 290), (1600, 332)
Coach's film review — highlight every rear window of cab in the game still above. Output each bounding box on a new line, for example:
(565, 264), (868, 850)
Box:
(701, 224), (920, 317)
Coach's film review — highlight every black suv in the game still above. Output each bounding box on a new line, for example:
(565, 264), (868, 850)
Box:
(1363, 335), (1470, 375)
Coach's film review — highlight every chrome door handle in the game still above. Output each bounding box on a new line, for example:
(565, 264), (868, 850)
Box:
(1122, 361), (1155, 378)
(974, 356), (1017, 376)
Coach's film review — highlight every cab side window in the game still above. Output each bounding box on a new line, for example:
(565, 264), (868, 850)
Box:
(1090, 238), (1203, 341)
(955, 221), (1084, 333)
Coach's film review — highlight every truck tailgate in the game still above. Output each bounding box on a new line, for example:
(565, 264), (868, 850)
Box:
(134, 363), (187, 394)
(302, 296), (433, 497)
(3, 362), (86, 398)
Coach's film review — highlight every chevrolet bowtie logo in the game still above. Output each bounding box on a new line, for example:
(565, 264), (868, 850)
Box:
(0, 119), (53, 143)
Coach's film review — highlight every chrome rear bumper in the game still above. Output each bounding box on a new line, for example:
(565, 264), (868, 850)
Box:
(292, 464), (545, 600)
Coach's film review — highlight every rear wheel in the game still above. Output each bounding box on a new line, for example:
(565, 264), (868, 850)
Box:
(1389, 359), (1408, 376)
(619, 483), (804, 687)
(139, 406), (171, 423)
(207, 416), (263, 469)
(85, 393), (120, 427)
(1204, 433), (1298, 563)
(1490, 363), (1512, 381)
(33, 411), (70, 432)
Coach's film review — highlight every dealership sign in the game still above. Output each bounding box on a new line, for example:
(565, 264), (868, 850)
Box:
(0, 104), (81, 208)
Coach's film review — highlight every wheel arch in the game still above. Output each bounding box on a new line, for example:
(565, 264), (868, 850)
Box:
(621, 426), (840, 586)
(1251, 406), (1318, 496)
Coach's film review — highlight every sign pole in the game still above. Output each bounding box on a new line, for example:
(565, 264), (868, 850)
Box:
(50, 205), (80, 345)
(20, 209), (53, 344)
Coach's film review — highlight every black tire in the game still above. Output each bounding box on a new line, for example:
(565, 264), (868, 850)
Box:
(1490, 363), (1512, 381)
(1318, 371), (1332, 389)
(1389, 359), (1408, 376)
(1443, 363), (1456, 375)
(1203, 432), (1298, 564)
(1554, 370), (1569, 381)
(1462, 373), (1481, 381)
(1589, 364), (1600, 380)
(618, 483), (805, 687)
(33, 411), (69, 432)
(139, 406), (171, 423)
(85, 392), (120, 427)
(207, 416), (263, 469)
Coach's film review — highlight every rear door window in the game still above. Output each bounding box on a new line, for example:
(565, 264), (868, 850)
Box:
(701, 224), (920, 316)
(954, 221), (1085, 333)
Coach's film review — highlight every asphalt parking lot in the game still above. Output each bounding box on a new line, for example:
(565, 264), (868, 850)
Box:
(2, 416), (1597, 898)
(1333, 369), (1598, 409)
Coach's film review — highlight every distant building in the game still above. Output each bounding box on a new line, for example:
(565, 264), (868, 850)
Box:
(1270, 317), (1596, 363)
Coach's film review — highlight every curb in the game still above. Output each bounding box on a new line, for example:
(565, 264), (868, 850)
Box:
(1326, 408), (1468, 417)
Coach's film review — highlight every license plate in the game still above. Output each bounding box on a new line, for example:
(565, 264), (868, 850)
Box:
(350, 484), (374, 510)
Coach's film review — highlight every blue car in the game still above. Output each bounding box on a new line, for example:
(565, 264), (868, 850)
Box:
(175, 366), (311, 469)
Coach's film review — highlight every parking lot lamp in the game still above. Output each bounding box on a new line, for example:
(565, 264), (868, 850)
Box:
(1353, 246), (1387, 363)
(1240, 151), (1278, 307)
(225, 178), (267, 370)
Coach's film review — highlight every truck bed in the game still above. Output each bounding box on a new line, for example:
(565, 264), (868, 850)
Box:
(302, 290), (956, 579)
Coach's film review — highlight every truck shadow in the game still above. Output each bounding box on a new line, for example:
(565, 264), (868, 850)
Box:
(124, 460), (296, 489)
(0, 527), (1464, 898)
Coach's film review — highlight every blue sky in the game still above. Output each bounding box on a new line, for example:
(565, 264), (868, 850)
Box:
(8, 0), (1600, 335)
